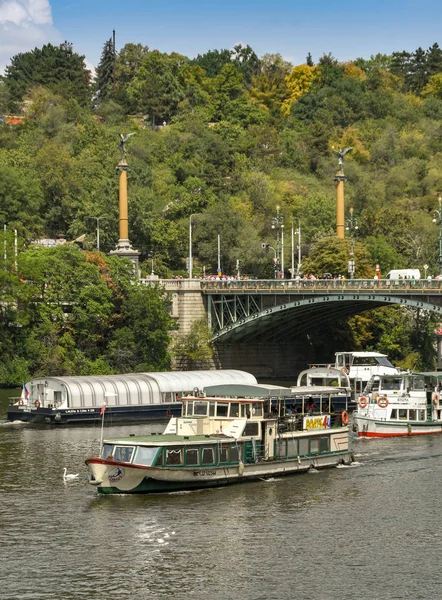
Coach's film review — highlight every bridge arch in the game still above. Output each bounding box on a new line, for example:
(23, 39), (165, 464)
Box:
(211, 294), (442, 343)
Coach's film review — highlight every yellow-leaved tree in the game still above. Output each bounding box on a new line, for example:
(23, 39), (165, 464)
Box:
(281, 64), (315, 116)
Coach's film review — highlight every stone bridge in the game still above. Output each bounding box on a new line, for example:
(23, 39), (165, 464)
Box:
(152, 278), (442, 378)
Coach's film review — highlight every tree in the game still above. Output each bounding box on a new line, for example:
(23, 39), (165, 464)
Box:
(172, 318), (213, 369)
(281, 64), (315, 116)
(4, 42), (91, 108)
(95, 37), (116, 104)
(191, 48), (232, 77)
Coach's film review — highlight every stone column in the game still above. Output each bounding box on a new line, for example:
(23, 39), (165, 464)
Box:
(334, 172), (346, 239)
(109, 159), (140, 275)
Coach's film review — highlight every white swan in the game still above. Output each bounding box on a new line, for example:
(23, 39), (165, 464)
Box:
(63, 467), (79, 480)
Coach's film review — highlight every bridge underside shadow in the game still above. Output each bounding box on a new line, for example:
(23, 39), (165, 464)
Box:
(210, 295), (442, 344)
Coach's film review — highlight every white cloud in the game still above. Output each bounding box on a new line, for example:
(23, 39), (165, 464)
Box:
(0, 0), (60, 73)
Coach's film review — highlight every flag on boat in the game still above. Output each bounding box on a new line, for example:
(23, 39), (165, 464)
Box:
(22, 383), (29, 399)
(100, 403), (106, 415)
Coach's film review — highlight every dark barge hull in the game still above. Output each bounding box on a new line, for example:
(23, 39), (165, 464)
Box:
(6, 403), (182, 425)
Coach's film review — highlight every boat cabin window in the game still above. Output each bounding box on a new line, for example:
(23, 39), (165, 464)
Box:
(408, 410), (416, 421)
(201, 447), (215, 465)
(320, 437), (330, 452)
(185, 447), (199, 466)
(209, 403), (215, 416)
(381, 377), (401, 391)
(398, 409), (407, 420)
(135, 446), (159, 466)
(219, 444), (230, 463)
(194, 401), (208, 416)
(411, 377), (425, 391)
(418, 410), (425, 420)
(54, 391), (62, 403)
(231, 445), (240, 462)
(243, 421), (259, 436)
(102, 443), (114, 458)
(353, 356), (379, 366)
(185, 401), (193, 416)
(166, 448), (183, 466)
(299, 438), (309, 456)
(229, 403), (240, 418)
(287, 438), (297, 456)
(252, 403), (263, 417)
(310, 439), (320, 454)
(390, 409), (397, 419)
(114, 446), (135, 462)
(216, 403), (229, 417)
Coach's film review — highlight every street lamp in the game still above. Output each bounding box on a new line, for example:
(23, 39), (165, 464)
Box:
(271, 205), (284, 278)
(433, 195), (442, 276)
(292, 217), (301, 278)
(345, 207), (359, 279)
(86, 216), (110, 251)
(188, 213), (201, 279)
(148, 250), (154, 275)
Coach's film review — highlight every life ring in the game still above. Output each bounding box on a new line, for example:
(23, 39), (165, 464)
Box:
(340, 366), (349, 375)
(377, 396), (389, 408)
(358, 396), (368, 408)
(34, 399), (41, 408)
(433, 392), (439, 405)
(18, 399), (24, 406)
(341, 410), (349, 425)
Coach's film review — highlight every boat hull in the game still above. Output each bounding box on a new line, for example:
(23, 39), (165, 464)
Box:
(354, 414), (442, 437)
(7, 403), (181, 425)
(87, 449), (353, 494)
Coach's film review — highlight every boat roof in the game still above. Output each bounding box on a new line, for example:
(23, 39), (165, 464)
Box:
(202, 383), (290, 398)
(413, 371), (442, 378)
(337, 351), (387, 357)
(104, 434), (234, 445)
(291, 386), (350, 395)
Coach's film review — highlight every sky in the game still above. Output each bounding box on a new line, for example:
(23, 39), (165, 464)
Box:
(1, 0), (442, 75)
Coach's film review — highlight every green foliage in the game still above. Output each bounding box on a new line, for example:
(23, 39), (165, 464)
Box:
(172, 318), (214, 369)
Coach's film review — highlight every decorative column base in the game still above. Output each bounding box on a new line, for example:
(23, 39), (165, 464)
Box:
(109, 239), (140, 276)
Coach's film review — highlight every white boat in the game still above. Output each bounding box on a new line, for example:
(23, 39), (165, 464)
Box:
(86, 383), (353, 494)
(334, 351), (400, 387)
(353, 371), (442, 438)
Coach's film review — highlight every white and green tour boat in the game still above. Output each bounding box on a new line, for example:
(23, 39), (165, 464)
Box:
(86, 383), (353, 494)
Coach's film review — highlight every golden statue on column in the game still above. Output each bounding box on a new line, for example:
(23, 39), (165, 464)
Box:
(110, 133), (140, 275)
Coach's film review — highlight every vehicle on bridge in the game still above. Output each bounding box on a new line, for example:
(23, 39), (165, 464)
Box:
(86, 383), (352, 494)
(354, 371), (442, 437)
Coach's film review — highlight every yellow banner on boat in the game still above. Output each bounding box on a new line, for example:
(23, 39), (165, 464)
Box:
(304, 415), (331, 430)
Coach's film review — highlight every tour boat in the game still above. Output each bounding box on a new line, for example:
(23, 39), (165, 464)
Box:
(353, 371), (442, 437)
(86, 383), (353, 494)
(7, 370), (256, 425)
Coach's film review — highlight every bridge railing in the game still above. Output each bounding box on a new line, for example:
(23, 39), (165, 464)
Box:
(200, 278), (442, 292)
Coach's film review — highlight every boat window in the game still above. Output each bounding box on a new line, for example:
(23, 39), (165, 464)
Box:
(216, 403), (229, 417)
(411, 377), (425, 391)
(155, 451), (164, 467)
(287, 438), (298, 457)
(54, 391), (62, 403)
(310, 439), (320, 454)
(209, 402), (215, 417)
(276, 439), (286, 458)
(418, 410), (425, 421)
(114, 446), (134, 462)
(185, 447), (199, 466)
(243, 421), (259, 436)
(166, 448), (183, 466)
(299, 438), (309, 456)
(353, 356), (378, 366)
(194, 402), (208, 416)
(377, 357), (395, 368)
(185, 401), (193, 416)
(240, 404), (248, 417)
(201, 446), (215, 465)
(219, 444), (230, 463)
(408, 410), (416, 421)
(230, 445), (240, 462)
(102, 443), (114, 458)
(252, 403), (263, 416)
(135, 446), (159, 466)
(229, 403), (240, 418)
(382, 378), (401, 390)
(320, 437), (330, 452)
(398, 409), (407, 420)
(390, 409), (397, 419)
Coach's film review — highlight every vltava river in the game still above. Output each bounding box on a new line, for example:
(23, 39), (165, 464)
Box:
(1, 389), (442, 599)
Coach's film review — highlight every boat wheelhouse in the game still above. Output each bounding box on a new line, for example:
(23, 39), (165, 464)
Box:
(86, 383), (353, 494)
(7, 370), (257, 424)
(353, 371), (442, 437)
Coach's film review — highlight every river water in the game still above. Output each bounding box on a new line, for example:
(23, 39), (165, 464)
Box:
(1, 388), (442, 600)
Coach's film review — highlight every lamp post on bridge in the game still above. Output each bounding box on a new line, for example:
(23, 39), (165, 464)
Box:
(292, 217), (301, 278)
(433, 195), (442, 276)
(86, 216), (110, 251)
(271, 205), (284, 278)
(345, 207), (358, 279)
